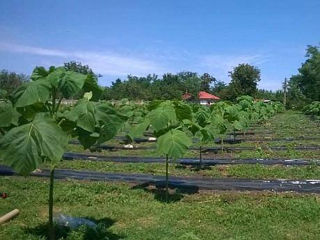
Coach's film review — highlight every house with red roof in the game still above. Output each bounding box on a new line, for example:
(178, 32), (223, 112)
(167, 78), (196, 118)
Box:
(198, 91), (220, 105)
(182, 91), (220, 105)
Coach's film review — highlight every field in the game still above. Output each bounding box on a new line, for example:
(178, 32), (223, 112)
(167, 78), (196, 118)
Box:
(1, 110), (320, 240)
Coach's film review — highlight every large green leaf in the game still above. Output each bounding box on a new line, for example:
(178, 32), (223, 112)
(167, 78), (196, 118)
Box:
(66, 99), (96, 132)
(0, 101), (14, 127)
(0, 114), (68, 175)
(174, 102), (193, 121)
(148, 102), (177, 132)
(63, 101), (127, 147)
(16, 103), (47, 122)
(47, 67), (87, 98)
(157, 129), (192, 159)
(14, 80), (51, 107)
(95, 103), (127, 143)
(183, 119), (201, 136)
(128, 119), (150, 140)
(77, 128), (99, 149)
(46, 67), (65, 88)
(0, 89), (7, 98)
(211, 114), (228, 134)
(194, 109), (209, 128)
(199, 125), (216, 143)
(59, 71), (87, 98)
(30, 66), (52, 81)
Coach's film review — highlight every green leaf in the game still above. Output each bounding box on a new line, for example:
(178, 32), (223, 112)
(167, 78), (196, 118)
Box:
(157, 129), (192, 159)
(174, 102), (193, 121)
(0, 101), (14, 127)
(14, 80), (51, 107)
(148, 102), (177, 131)
(183, 119), (201, 136)
(70, 99), (96, 132)
(30, 66), (50, 81)
(128, 119), (150, 140)
(95, 103), (127, 143)
(200, 125), (216, 143)
(233, 120), (243, 130)
(211, 115), (228, 134)
(46, 67), (66, 88)
(0, 114), (68, 175)
(77, 128), (98, 149)
(47, 68), (87, 98)
(59, 71), (87, 98)
(84, 91), (93, 100)
(16, 103), (48, 122)
(194, 109), (209, 128)
(0, 89), (7, 98)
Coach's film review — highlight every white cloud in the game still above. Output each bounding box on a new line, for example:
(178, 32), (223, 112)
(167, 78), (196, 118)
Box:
(199, 54), (269, 82)
(0, 42), (279, 89)
(0, 42), (167, 76)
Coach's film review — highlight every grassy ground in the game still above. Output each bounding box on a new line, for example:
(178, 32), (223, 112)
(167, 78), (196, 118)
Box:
(66, 111), (320, 160)
(1, 177), (320, 240)
(2, 111), (320, 239)
(57, 111), (320, 181)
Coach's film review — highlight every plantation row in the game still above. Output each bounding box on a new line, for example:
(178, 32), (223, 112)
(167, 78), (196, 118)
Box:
(0, 66), (284, 239)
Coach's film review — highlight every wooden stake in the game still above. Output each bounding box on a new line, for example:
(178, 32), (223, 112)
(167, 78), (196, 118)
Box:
(0, 209), (19, 224)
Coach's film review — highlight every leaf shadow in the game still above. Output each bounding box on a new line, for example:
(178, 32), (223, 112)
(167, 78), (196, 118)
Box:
(24, 217), (124, 240)
(131, 180), (199, 203)
(175, 163), (212, 172)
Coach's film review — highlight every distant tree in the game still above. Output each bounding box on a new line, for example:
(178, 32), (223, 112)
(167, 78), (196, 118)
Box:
(229, 63), (261, 98)
(288, 45), (320, 102)
(211, 80), (227, 93)
(179, 72), (201, 98)
(200, 73), (216, 92)
(287, 75), (308, 109)
(255, 89), (283, 102)
(0, 70), (28, 96)
(64, 61), (101, 77)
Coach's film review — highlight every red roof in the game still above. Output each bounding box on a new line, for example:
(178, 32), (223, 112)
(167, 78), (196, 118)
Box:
(198, 91), (220, 100)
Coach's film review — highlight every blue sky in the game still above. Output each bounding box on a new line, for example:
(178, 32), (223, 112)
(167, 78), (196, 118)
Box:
(0, 0), (319, 90)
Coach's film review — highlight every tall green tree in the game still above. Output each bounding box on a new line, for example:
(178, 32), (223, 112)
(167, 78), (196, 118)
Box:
(288, 45), (320, 102)
(229, 63), (261, 98)
(200, 73), (216, 92)
(64, 61), (99, 77)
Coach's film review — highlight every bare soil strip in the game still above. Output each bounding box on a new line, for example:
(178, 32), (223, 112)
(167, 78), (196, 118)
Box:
(1, 166), (320, 193)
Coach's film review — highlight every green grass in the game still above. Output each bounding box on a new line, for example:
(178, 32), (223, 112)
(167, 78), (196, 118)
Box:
(65, 111), (320, 160)
(1, 177), (320, 240)
(2, 111), (320, 239)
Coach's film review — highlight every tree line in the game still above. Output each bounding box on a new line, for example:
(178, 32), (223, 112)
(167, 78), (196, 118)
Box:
(1, 43), (319, 107)
(285, 44), (320, 108)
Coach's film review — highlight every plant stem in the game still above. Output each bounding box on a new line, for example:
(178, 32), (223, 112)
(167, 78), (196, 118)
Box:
(50, 88), (57, 117)
(199, 145), (202, 168)
(55, 96), (63, 113)
(49, 169), (55, 240)
(221, 138), (224, 153)
(165, 154), (169, 203)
